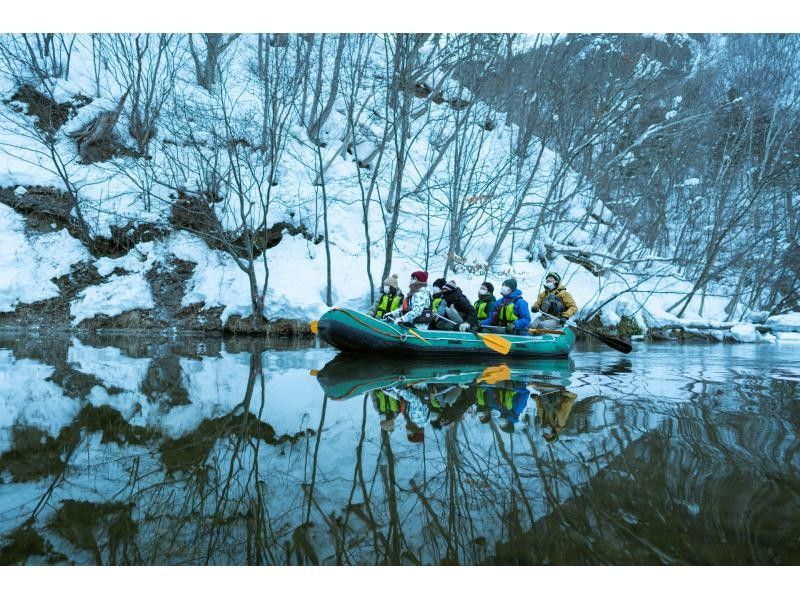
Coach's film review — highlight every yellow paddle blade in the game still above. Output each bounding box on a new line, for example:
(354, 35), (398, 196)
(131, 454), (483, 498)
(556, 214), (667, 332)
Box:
(476, 333), (512, 355)
(309, 369), (319, 377)
(310, 320), (319, 334)
(478, 364), (512, 384)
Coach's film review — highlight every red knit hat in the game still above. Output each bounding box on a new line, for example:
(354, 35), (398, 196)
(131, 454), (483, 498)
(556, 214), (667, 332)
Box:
(410, 271), (428, 283)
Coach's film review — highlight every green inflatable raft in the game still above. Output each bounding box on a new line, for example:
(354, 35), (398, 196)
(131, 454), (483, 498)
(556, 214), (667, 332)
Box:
(316, 307), (575, 359)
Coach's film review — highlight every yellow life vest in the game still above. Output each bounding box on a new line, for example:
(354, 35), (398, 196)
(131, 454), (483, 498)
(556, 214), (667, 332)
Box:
(376, 390), (399, 414)
(499, 387), (515, 410)
(474, 299), (490, 320)
(498, 301), (519, 325)
(375, 292), (402, 318)
(432, 296), (443, 313)
(476, 387), (487, 407)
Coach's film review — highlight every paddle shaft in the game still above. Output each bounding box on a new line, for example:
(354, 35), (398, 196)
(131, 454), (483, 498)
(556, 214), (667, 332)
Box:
(538, 310), (632, 354)
(434, 314), (511, 355)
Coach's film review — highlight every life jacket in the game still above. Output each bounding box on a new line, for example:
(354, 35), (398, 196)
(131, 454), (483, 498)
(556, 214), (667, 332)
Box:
(432, 295), (443, 313)
(474, 298), (491, 320)
(497, 299), (519, 325)
(498, 386), (515, 411)
(375, 390), (399, 415)
(476, 387), (488, 407)
(375, 291), (402, 318)
(540, 291), (565, 318)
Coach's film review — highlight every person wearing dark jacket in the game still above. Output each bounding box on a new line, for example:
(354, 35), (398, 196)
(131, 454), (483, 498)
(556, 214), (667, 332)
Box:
(432, 280), (480, 332)
(430, 278), (447, 317)
(473, 282), (497, 322)
(481, 278), (531, 335)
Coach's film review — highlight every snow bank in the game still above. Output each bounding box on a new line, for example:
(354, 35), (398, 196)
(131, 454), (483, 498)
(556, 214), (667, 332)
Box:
(728, 324), (775, 344)
(0, 204), (90, 312)
(766, 313), (800, 332)
(70, 273), (154, 325)
(776, 332), (800, 343)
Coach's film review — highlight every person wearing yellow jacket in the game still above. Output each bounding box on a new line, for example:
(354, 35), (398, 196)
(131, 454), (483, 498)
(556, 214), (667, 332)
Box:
(531, 272), (578, 328)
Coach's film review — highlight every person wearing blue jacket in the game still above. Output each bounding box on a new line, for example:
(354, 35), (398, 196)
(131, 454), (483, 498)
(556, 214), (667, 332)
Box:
(481, 278), (531, 335)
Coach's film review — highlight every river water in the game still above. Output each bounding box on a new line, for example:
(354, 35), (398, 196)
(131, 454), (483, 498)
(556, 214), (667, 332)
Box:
(1, 332), (798, 565)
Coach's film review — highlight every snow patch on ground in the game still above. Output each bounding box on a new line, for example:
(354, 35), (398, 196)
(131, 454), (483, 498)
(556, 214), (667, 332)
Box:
(729, 324), (775, 343)
(766, 313), (800, 332)
(70, 273), (154, 325)
(0, 204), (91, 312)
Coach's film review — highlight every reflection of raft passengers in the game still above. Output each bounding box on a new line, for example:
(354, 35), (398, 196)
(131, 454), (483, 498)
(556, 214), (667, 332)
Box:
(372, 388), (402, 432)
(393, 383), (431, 443)
(476, 380), (530, 431)
(428, 384), (471, 428)
(529, 384), (577, 442)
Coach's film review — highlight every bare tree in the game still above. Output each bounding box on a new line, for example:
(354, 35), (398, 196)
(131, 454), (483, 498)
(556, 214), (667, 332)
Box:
(188, 34), (241, 91)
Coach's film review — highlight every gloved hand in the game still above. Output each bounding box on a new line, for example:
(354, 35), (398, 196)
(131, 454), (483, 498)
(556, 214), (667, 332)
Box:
(558, 317), (567, 326)
(458, 322), (470, 332)
(505, 323), (515, 334)
(531, 305), (539, 313)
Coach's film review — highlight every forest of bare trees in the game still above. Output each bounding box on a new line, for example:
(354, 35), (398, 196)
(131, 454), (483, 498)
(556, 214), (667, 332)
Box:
(0, 33), (798, 322)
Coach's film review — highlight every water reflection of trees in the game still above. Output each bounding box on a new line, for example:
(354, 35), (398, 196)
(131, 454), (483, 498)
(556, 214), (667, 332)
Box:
(1, 337), (799, 564)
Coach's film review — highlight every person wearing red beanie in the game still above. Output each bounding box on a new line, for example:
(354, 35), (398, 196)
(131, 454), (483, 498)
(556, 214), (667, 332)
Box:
(384, 271), (433, 328)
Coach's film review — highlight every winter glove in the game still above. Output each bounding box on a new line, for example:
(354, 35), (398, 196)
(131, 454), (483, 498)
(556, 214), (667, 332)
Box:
(558, 317), (567, 326)
(458, 322), (471, 333)
(505, 323), (515, 334)
(531, 305), (539, 313)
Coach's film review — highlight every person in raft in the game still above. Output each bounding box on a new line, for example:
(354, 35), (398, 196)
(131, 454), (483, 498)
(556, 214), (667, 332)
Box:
(430, 278), (447, 318)
(431, 280), (480, 332)
(530, 272), (578, 329)
(368, 274), (404, 319)
(384, 271), (433, 329)
(481, 277), (532, 335)
(473, 281), (497, 323)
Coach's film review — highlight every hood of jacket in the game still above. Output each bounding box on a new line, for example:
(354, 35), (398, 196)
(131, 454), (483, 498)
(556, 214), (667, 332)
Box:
(501, 289), (523, 301)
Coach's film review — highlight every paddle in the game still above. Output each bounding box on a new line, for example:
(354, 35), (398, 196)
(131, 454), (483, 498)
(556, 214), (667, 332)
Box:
(310, 320), (319, 334)
(477, 364), (512, 384)
(406, 327), (432, 345)
(434, 314), (512, 355)
(539, 310), (632, 354)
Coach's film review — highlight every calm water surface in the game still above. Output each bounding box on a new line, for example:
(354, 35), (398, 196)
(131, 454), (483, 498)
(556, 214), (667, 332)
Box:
(1, 332), (798, 565)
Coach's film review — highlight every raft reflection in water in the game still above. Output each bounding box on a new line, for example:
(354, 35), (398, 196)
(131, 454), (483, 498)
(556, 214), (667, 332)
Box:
(315, 353), (579, 442)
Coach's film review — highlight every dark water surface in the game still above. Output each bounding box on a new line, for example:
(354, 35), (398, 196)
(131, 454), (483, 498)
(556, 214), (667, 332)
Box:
(1, 332), (798, 565)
